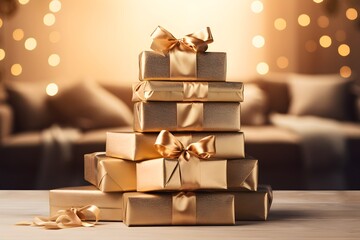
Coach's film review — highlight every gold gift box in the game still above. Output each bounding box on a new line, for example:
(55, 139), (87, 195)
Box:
(84, 152), (136, 192)
(49, 186), (123, 221)
(233, 185), (273, 220)
(132, 81), (244, 102)
(133, 102), (241, 132)
(123, 192), (235, 226)
(106, 131), (245, 161)
(136, 157), (258, 192)
(139, 51), (226, 81)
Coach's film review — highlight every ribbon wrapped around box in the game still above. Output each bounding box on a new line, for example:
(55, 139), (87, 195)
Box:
(106, 131), (245, 161)
(232, 185), (273, 220)
(139, 26), (226, 81)
(133, 102), (241, 132)
(84, 152), (136, 192)
(136, 130), (257, 191)
(132, 81), (244, 102)
(137, 157), (258, 192)
(49, 186), (124, 221)
(123, 192), (235, 226)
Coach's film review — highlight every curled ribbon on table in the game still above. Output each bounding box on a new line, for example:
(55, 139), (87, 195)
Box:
(150, 26), (213, 78)
(154, 130), (216, 189)
(16, 205), (100, 230)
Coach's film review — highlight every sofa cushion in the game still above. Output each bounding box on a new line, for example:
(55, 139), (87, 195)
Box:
(256, 73), (290, 114)
(49, 80), (133, 131)
(6, 82), (52, 132)
(241, 83), (268, 125)
(288, 74), (353, 121)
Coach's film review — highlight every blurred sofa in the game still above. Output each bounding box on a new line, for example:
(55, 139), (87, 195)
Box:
(0, 74), (359, 190)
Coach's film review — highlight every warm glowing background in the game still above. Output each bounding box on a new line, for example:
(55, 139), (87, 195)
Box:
(1, 0), (358, 93)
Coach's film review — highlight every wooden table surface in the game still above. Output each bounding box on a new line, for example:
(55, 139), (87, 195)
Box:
(0, 190), (359, 239)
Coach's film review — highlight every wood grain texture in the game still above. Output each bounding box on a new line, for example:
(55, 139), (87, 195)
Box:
(0, 190), (359, 239)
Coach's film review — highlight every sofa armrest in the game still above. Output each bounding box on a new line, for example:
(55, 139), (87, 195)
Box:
(0, 103), (13, 144)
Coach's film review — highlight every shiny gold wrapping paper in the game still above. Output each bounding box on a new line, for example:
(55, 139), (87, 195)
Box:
(106, 131), (245, 161)
(139, 51), (226, 81)
(132, 81), (244, 102)
(84, 152), (136, 192)
(49, 186), (124, 221)
(123, 192), (235, 226)
(136, 157), (258, 192)
(133, 102), (241, 132)
(233, 185), (273, 221)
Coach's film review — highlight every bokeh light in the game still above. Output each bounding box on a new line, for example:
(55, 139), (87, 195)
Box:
(18, 0), (30, 5)
(338, 44), (350, 57)
(274, 18), (287, 31)
(0, 18), (3, 28)
(276, 56), (289, 69)
(251, 0), (264, 13)
(13, 29), (24, 41)
(48, 54), (60, 66)
(313, 0), (323, 3)
(46, 83), (59, 96)
(340, 66), (351, 78)
(346, 8), (358, 20)
(43, 13), (56, 26)
(11, 64), (22, 76)
(24, 37), (37, 50)
(317, 16), (329, 28)
(0, 49), (5, 61)
(298, 14), (311, 27)
(252, 35), (265, 48)
(49, 0), (62, 13)
(256, 62), (269, 75)
(319, 35), (332, 48)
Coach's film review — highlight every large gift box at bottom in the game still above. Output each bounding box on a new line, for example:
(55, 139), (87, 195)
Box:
(49, 186), (272, 222)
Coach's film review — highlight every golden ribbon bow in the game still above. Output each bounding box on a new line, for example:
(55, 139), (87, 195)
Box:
(150, 26), (213, 55)
(150, 26), (213, 78)
(17, 205), (100, 229)
(154, 130), (216, 189)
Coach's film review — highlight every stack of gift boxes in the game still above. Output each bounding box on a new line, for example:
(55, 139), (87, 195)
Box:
(49, 27), (272, 226)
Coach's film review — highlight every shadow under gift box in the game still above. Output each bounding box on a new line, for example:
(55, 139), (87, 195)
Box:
(133, 102), (241, 132)
(139, 51), (227, 81)
(84, 152), (136, 192)
(136, 157), (258, 192)
(106, 131), (245, 161)
(49, 185), (272, 222)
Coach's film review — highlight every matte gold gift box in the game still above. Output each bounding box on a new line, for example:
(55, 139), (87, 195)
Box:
(49, 186), (123, 221)
(233, 185), (273, 221)
(132, 81), (244, 102)
(106, 131), (245, 161)
(84, 152), (136, 192)
(133, 102), (241, 132)
(136, 157), (258, 192)
(123, 192), (235, 226)
(139, 51), (226, 81)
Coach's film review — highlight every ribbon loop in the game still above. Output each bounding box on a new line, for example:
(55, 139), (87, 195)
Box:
(154, 130), (216, 189)
(154, 130), (215, 161)
(17, 205), (100, 230)
(150, 26), (213, 55)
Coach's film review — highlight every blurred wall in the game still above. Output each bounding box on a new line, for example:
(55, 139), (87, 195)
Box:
(0, 0), (264, 87)
(0, 0), (359, 91)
